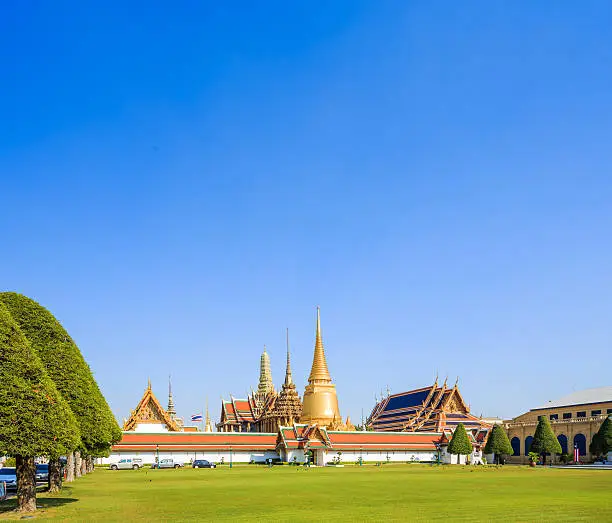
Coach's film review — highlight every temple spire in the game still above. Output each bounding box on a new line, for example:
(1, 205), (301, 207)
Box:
(258, 345), (274, 394)
(308, 306), (331, 383)
(204, 398), (213, 432)
(284, 328), (293, 386)
(167, 374), (176, 419)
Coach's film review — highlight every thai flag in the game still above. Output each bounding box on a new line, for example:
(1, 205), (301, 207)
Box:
(574, 444), (580, 463)
(191, 414), (203, 422)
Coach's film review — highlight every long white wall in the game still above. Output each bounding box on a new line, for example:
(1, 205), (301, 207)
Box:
(319, 449), (439, 465)
(101, 449), (280, 466)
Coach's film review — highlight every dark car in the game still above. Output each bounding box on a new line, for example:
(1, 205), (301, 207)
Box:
(0, 468), (17, 490)
(192, 460), (216, 469)
(36, 464), (49, 482)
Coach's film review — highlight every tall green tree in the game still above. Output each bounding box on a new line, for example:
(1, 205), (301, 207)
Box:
(0, 293), (121, 488)
(447, 423), (473, 464)
(590, 416), (612, 457)
(484, 424), (514, 465)
(0, 303), (80, 512)
(531, 415), (561, 464)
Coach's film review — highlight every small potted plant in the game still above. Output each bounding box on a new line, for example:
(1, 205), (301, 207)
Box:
(528, 452), (539, 467)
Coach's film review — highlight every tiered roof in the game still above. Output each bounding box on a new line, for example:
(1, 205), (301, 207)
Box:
(367, 378), (490, 434)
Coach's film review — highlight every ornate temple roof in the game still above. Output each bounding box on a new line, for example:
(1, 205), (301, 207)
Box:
(367, 378), (489, 434)
(123, 380), (181, 432)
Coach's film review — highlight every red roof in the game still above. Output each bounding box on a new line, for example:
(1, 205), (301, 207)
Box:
(113, 432), (277, 452)
(328, 431), (439, 451)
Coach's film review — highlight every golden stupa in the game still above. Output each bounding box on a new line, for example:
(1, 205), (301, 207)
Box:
(300, 307), (341, 426)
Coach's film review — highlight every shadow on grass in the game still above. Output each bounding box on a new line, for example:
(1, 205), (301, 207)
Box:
(0, 496), (78, 514)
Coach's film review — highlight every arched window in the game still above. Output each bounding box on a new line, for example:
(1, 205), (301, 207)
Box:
(511, 437), (520, 456)
(525, 435), (533, 455)
(573, 434), (586, 456)
(557, 434), (568, 454)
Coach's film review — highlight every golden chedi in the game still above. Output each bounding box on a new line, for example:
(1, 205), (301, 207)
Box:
(300, 307), (341, 426)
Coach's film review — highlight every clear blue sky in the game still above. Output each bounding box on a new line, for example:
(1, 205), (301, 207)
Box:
(2, 1), (611, 425)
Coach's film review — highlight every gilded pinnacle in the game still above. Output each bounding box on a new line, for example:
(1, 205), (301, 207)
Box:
(285, 328), (293, 386)
(308, 306), (332, 383)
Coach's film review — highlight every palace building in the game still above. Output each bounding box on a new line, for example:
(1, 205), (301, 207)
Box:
(504, 387), (612, 463)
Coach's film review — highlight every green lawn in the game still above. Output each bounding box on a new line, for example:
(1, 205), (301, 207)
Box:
(1, 464), (611, 521)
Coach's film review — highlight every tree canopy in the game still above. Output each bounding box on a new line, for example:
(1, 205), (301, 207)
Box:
(448, 423), (473, 458)
(531, 415), (561, 456)
(0, 292), (121, 456)
(590, 416), (612, 456)
(0, 302), (80, 457)
(484, 424), (514, 459)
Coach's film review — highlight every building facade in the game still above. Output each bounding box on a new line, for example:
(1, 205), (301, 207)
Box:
(505, 387), (612, 463)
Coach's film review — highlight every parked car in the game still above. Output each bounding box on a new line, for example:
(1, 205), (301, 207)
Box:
(0, 467), (17, 490)
(151, 458), (183, 469)
(110, 458), (143, 470)
(192, 460), (216, 469)
(36, 464), (49, 482)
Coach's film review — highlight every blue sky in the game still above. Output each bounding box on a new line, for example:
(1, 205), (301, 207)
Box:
(2, 1), (611, 425)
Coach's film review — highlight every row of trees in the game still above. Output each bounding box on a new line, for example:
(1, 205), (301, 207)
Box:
(446, 414), (612, 466)
(0, 293), (121, 512)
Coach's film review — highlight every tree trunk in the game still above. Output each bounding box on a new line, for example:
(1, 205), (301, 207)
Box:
(16, 455), (37, 513)
(66, 452), (75, 482)
(86, 457), (94, 473)
(48, 458), (62, 493)
(75, 451), (82, 478)
(80, 456), (87, 476)
(542, 453), (547, 465)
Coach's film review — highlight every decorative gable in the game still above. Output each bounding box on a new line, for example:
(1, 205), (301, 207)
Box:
(123, 382), (180, 432)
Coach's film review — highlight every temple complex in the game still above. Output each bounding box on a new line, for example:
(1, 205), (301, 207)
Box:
(367, 378), (491, 439)
(107, 306), (494, 467)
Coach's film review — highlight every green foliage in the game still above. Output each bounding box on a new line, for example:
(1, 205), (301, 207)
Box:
(3, 457), (16, 467)
(528, 452), (540, 463)
(530, 416), (562, 456)
(0, 302), (80, 457)
(590, 416), (612, 456)
(448, 423), (473, 457)
(0, 293), (121, 457)
(484, 424), (514, 457)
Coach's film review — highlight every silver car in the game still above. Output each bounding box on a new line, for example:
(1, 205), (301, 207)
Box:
(110, 458), (143, 470)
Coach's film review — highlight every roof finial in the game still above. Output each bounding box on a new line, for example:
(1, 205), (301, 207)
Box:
(167, 374), (176, 419)
(455, 376), (459, 387)
(308, 306), (331, 383)
(284, 327), (293, 386)
(147, 377), (151, 390)
(205, 398), (213, 432)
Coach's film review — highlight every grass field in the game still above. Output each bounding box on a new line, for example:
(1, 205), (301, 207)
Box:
(1, 464), (611, 521)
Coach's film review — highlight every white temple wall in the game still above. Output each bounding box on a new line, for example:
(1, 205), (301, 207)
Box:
(320, 449), (438, 465)
(101, 449), (280, 466)
(133, 423), (169, 433)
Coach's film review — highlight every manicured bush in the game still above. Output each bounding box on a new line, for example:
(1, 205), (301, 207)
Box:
(484, 424), (514, 465)
(448, 423), (472, 464)
(530, 416), (561, 464)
